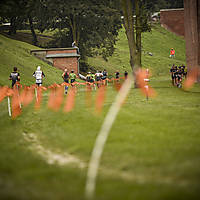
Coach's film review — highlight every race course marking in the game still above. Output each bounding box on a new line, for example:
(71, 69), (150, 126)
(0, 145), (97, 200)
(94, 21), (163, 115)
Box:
(22, 132), (85, 168)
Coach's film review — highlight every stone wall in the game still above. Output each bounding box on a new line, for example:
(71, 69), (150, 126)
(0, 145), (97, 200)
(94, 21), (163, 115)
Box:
(160, 8), (185, 37)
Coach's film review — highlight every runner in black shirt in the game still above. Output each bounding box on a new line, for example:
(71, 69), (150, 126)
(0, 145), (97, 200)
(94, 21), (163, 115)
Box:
(9, 67), (20, 88)
(124, 71), (128, 79)
(102, 69), (108, 80)
(115, 71), (120, 79)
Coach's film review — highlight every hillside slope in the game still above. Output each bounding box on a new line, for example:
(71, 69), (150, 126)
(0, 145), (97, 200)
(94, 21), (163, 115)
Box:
(0, 34), (63, 86)
(88, 24), (186, 78)
(0, 24), (186, 86)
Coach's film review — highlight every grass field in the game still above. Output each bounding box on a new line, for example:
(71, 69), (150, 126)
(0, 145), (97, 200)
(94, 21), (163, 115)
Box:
(0, 24), (200, 200)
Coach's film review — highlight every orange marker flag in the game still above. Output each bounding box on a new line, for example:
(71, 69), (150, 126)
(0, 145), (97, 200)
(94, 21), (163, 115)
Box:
(19, 86), (28, 105)
(34, 87), (42, 110)
(49, 86), (64, 111)
(11, 87), (21, 119)
(183, 67), (199, 90)
(64, 87), (76, 113)
(23, 86), (34, 107)
(6, 88), (14, 97)
(85, 84), (92, 108)
(0, 86), (8, 103)
(136, 68), (156, 98)
(95, 85), (106, 115)
(48, 87), (56, 110)
(113, 81), (122, 91)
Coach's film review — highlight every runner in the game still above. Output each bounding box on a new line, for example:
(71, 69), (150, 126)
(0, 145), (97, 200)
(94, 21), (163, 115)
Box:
(177, 66), (184, 88)
(124, 71), (128, 79)
(69, 70), (76, 84)
(95, 71), (103, 88)
(102, 69), (108, 80)
(33, 66), (45, 86)
(115, 71), (120, 80)
(182, 64), (187, 78)
(170, 64), (176, 86)
(9, 67), (20, 88)
(86, 72), (93, 83)
(62, 68), (69, 94)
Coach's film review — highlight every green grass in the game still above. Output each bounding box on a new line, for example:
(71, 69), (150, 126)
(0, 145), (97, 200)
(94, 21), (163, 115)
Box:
(0, 24), (200, 200)
(0, 34), (63, 86)
(88, 24), (186, 78)
(0, 81), (200, 200)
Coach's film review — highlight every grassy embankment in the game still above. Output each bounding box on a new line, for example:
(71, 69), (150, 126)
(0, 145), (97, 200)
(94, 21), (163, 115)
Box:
(0, 25), (200, 200)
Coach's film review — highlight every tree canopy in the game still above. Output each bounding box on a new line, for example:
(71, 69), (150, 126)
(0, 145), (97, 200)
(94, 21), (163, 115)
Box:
(0, 0), (183, 66)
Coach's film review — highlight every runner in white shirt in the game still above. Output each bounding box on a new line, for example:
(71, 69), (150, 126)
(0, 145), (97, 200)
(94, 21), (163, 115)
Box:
(33, 66), (45, 86)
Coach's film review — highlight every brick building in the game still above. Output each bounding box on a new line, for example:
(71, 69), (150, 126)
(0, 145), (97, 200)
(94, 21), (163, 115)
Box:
(160, 3), (200, 71)
(160, 8), (185, 37)
(31, 48), (80, 74)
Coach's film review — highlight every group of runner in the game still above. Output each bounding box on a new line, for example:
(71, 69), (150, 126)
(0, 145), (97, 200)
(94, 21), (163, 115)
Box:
(9, 66), (128, 90)
(85, 70), (128, 83)
(170, 64), (187, 88)
(9, 66), (46, 88)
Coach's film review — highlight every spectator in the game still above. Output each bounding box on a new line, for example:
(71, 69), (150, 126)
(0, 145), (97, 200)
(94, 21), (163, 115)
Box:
(170, 48), (175, 58)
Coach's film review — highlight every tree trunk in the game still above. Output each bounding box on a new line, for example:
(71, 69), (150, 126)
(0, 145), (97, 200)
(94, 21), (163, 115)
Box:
(9, 17), (17, 35)
(135, 0), (142, 69)
(69, 15), (79, 45)
(28, 16), (38, 46)
(121, 0), (136, 72)
(198, 0), (200, 67)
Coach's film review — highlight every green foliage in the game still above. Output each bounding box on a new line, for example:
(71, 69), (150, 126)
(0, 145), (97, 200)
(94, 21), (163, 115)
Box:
(37, 0), (122, 60)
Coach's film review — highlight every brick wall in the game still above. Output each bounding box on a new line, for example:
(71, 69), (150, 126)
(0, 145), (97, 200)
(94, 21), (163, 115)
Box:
(53, 57), (79, 74)
(31, 48), (79, 74)
(160, 8), (185, 37)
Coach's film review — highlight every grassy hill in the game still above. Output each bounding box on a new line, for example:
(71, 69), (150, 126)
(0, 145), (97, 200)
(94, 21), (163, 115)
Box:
(0, 24), (186, 87)
(0, 25), (200, 200)
(88, 24), (186, 79)
(0, 34), (63, 86)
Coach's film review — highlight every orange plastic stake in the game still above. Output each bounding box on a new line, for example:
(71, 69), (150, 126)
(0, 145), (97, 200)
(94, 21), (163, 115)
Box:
(0, 86), (8, 103)
(183, 67), (199, 90)
(64, 87), (76, 113)
(34, 87), (42, 110)
(11, 87), (21, 119)
(85, 85), (92, 108)
(95, 85), (106, 115)
(50, 86), (64, 111)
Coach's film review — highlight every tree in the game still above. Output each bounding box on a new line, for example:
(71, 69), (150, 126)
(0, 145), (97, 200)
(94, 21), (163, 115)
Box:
(40, 0), (122, 60)
(0, 0), (26, 35)
(120, 0), (150, 72)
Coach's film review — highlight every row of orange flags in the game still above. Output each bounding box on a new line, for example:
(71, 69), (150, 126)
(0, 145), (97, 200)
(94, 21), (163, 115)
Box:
(0, 83), (109, 119)
(0, 69), (171, 119)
